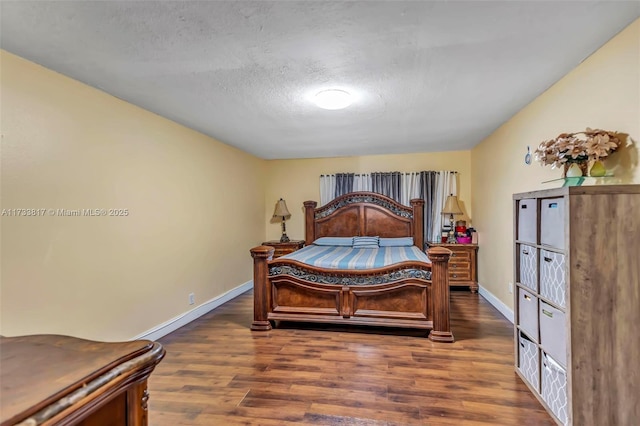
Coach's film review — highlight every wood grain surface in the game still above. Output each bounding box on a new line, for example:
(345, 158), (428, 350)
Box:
(149, 290), (554, 425)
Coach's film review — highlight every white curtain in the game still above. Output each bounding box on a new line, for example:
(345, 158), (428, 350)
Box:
(354, 174), (371, 192)
(430, 171), (458, 243)
(321, 174), (370, 205)
(401, 172), (421, 206)
(319, 175), (336, 206)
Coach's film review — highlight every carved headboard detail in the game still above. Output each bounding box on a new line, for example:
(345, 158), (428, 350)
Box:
(304, 192), (424, 249)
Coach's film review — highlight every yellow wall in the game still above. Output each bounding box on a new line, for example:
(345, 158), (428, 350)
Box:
(471, 19), (640, 310)
(264, 152), (472, 242)
(0, 51), (266, 340)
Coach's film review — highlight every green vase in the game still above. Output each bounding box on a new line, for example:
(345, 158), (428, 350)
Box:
(590, 160), (606, 177)
(565, 163), (583, 178)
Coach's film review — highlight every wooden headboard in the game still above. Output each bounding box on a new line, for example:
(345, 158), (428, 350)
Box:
(303, 192), (424, 249)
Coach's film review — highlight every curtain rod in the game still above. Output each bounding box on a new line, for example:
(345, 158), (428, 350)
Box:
(321, 171), (457, 176)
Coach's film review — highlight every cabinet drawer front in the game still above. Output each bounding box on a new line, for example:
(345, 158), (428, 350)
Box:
(449, 270), (471, 281)
(518, 333), (540, 392)
(541, 353), (568, 425)
(274, 248), (296, 258)
(275, 247), (296, 254)
(539, 301), (566, 368)
(517, 199), (537, 244)
(448, 261), (470, 270)
(540, 250), (566, 308)
(540, 198), (565, 249)
(519, 245), (538, 292)
(518, 288), (538, 342)
(449, 250), (471, 261)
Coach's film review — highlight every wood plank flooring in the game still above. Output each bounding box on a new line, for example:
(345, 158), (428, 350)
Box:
(149, 290), (553, 425)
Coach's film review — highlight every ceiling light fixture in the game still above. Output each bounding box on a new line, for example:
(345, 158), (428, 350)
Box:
(314, 89), (352, 110)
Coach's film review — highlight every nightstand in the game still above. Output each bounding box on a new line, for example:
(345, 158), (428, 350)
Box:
(427, 243), (478, 293)
(261, 240), (305, 258)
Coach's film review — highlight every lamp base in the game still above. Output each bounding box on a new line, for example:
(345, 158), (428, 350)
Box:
(280, 218), (290, 243)
(446, 214), (457, 244)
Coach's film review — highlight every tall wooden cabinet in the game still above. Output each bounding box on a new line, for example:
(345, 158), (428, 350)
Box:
(513, 185), (639, 425)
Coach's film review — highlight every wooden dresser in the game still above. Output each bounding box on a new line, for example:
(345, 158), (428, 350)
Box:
(261, 240), (305, 258)
(0, 334), (165, 426)
(513, 185), (639, 425)
(427, 243), (478, 293)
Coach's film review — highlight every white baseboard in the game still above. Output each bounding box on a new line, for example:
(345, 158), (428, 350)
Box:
(478, 284), (514, 323)
(132, 280), (253, 341)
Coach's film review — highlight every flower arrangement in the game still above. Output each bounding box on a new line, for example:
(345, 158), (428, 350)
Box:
(534, 128), (622, 176)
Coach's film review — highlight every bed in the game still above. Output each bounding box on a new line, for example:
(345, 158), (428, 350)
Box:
(250, 192), (454, 342)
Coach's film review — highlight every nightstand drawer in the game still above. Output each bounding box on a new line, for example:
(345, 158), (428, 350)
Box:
(449, 250), (471, 261)
(262, 240), (305, 258)
(273, 247), (297, 257)
(449, 270), (471, 281)
(448, 261), (470, 271)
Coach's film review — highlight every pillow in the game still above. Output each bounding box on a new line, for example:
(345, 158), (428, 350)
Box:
(379, 237), (414, 247)
(352, 236), (380, 249)
(314, 237), (354, 246)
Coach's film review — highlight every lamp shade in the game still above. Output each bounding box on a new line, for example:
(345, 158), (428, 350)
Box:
(442, 194), (463, 215)
(273, 198), (291, 219)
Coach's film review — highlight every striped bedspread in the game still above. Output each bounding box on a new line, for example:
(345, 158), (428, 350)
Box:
(281, 244), (430, 270)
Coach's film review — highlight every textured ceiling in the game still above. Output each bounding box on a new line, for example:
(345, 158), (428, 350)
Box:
(1, 1), (638, 160)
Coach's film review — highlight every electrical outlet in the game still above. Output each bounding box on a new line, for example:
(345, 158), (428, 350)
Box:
(508, 282), (513, 294)
(188, 293), (195, 305)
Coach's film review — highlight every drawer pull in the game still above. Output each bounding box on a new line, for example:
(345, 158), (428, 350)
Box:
(452, 264), (457, 268)
(544, 257), (553, 262)
(521, 205), (528, 209)
(548, 203), (558, 208)
(542, 309), (553, 318)
(452, 274), (457, 278)
(524, 294), (531, 301)
(522, 250), (529, 255)
(451, 253), (456, 257)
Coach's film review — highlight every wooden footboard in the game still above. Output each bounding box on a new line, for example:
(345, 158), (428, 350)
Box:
(250, 246), (453, 342)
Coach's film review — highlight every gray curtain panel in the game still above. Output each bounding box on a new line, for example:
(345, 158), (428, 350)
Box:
(371, 172), (402, 203)
(420, 171), (438, 246)
(334, 173), (355, 198)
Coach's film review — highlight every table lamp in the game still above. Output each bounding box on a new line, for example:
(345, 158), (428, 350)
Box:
(441, 194), (463, 244)
(273, 198), (291, 243)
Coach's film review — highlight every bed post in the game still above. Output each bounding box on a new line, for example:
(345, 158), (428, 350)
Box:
(427, 246), (454, 342)
(250, 246), (275, 331)
(410, 198), (424, 250)
(304, 201), (317, 246)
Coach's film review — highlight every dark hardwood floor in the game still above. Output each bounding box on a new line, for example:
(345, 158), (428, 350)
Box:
(149, 290), (553, 425)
